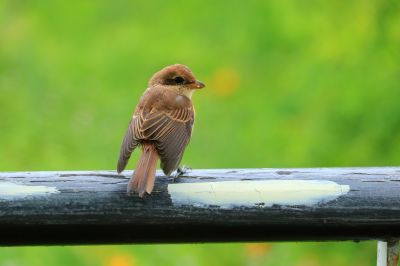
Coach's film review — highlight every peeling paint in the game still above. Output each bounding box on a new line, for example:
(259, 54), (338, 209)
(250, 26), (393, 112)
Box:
(0, 182), (59, 200)
(168, 180), (350, 208)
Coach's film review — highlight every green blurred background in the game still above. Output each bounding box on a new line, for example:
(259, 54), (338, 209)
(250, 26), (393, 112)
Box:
(0, 0), (399, 265)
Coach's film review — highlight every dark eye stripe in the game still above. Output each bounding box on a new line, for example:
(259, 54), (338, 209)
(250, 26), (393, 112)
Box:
(174, 76), (185, 84)
(164, 76), (187, 85)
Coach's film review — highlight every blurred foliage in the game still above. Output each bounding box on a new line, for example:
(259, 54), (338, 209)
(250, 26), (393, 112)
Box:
(0, 0), (399, 265)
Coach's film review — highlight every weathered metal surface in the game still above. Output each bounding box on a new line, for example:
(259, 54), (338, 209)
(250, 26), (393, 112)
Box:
(388, 240), (400, 266)
(0, 167), (399, 245)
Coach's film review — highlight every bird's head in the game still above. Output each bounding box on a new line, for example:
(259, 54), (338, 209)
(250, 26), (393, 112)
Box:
(149, 64), (205, 93)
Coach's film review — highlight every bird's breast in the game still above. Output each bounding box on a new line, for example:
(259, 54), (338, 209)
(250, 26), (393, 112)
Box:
(175, 95), (186, 105)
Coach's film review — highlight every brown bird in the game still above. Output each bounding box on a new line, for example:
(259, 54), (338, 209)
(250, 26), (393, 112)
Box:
(117, 64), (205, 197)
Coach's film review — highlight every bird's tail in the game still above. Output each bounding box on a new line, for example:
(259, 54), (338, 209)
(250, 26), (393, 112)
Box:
(128, 142), (159, 197)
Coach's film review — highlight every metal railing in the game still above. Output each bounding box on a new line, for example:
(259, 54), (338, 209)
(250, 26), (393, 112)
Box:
(0, 168), (399, 265)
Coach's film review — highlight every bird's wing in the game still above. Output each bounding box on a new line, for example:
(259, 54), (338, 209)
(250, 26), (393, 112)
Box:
(135, 106), (194, 175)
(117, 118), (139, 173)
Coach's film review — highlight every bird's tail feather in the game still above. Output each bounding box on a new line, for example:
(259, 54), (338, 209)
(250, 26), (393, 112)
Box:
(128, 143), (158, 197)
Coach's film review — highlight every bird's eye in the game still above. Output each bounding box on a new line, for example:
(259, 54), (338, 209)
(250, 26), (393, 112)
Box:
(174, 76), (185, 84)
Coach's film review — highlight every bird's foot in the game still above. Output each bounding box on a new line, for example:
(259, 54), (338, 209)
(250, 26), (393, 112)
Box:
(177, 165), (192, 176)
(169, 166), (192, 182)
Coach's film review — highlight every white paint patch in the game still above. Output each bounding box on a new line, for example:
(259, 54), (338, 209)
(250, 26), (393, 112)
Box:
(0, 182), (59, 200)
(168, 180), (350, 208)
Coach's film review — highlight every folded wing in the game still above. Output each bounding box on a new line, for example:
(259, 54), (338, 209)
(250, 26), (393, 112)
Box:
(137, 107), (194, 175)
(117, 84), (196, 175)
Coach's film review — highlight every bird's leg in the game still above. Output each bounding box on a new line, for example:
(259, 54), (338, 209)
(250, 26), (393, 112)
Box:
(169, 165), (192, 182)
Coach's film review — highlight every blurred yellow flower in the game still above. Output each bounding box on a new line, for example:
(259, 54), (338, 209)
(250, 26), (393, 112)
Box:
(245, 243), (272, 258)
(106, 254), (136, 266)
(210, 68), (241, 97)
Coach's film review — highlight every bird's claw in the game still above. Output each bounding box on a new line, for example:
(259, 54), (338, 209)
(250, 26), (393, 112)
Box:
(169, 166), (192, 182)
(177, 165), (192, 176)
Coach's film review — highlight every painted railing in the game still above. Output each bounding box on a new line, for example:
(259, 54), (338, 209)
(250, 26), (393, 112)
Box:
(0, 168), (399, 265)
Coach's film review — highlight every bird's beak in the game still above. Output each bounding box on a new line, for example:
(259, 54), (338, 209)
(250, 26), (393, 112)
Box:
(190, 80), (205, 89)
